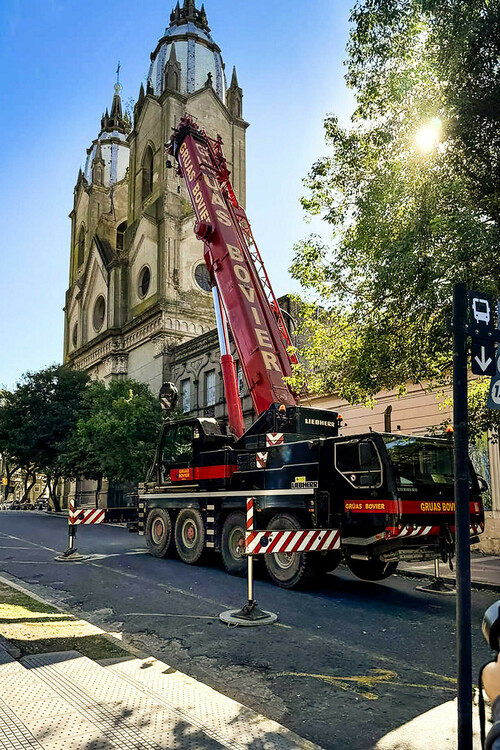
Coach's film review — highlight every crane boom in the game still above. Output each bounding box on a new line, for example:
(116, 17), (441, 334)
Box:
(167, 117), (298, 423)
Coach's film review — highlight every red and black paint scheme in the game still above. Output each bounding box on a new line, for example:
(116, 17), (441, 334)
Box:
(131, 118), (486, 589)
(137, 403), (485, 588)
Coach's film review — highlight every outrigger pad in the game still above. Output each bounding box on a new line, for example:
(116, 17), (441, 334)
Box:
(54, 547), (87, 562)
(233, 600), (270, 621)
(219, 600), (278, 627)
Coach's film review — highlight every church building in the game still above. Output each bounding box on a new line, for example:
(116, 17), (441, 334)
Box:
(64, 1), (248, 417)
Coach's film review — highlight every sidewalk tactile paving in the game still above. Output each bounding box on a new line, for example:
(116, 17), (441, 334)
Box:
(22, 652), (224, 750)
(19, 714), (99, 738)
(37, 736), (114, 750)
(0, 698), (44, 750)
(1, 649), (320, 750)
(108, 657), (321, 750)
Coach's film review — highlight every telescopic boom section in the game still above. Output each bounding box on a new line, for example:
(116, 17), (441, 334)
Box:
(168, 117), (298, 419)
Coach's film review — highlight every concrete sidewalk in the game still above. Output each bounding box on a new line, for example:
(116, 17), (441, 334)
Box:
(399, 551), (500, 592)
(0, 639), (320, 750)
(0, 558), (498, 750)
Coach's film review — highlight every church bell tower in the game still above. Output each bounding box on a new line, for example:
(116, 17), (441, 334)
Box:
(64, 1), (248, 394)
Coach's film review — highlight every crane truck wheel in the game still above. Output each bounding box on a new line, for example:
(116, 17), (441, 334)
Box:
(145, 508), (175, 558)
(174, 509), (206, 565)
(220, 512), (247, 577)
(317, 550), (342, 574)
(264, 513), (317, 589)
(346, 556), (398, 581)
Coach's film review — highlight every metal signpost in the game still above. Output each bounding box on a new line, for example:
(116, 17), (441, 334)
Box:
(453, 284), (499, 749)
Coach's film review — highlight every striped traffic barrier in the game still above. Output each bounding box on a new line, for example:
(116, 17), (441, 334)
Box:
(54, 498), (105, 562)
(219, 497), (277, 627)
(68, 499), (105, 525)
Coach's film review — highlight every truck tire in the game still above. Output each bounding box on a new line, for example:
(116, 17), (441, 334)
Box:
(264, 513), (317, 589)
(346, 556), (398, 581)
(317, 550), (342, 573)
(175, 508), (206, 565)
(145, 508), (175, 558)
(221, 512), (246, 576)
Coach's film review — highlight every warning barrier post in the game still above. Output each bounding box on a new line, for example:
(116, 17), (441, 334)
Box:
(54, 498), (94, 562)
(219, 497), (277, 626)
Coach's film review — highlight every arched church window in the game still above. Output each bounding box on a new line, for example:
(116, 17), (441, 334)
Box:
(116, 221), (126, 252)
(93, 296), (106, 332)
(142, 146), (154, 201)
(77, 226), (85, 267)
(72, 323), (78, 349)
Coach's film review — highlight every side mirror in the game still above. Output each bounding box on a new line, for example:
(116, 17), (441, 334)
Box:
(159, 382), (178, 411)
(477, 475), (489, 493)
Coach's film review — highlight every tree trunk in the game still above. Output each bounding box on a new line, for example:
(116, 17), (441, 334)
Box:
(95, 475), (103, 508)
(3, 461), (19, 502)
(34, 480), (48, 503)
(47, 475), (61, 512)
(21, 470), (36, 504)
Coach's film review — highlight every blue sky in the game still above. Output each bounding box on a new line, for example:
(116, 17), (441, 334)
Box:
(0, 0), (354, 391)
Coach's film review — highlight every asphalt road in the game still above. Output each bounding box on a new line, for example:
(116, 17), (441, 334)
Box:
(0, 511), (495, 750)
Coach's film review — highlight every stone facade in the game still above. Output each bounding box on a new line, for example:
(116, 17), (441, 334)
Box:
(64, 1), (248, 398)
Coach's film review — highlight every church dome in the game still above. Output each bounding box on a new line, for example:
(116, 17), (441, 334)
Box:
(147, 1), (226, 102)
(83, 84), (131, 187)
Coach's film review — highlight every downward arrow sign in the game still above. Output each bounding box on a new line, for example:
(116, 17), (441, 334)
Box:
(474, 346), (493, 372)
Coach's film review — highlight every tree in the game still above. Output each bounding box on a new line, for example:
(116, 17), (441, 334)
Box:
(0, 366), (90, 509)
(290, 0), (500, 418)
(61, 379), (163, 485)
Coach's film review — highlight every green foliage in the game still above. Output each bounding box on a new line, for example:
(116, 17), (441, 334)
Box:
(468, 379), (500, 443)
(0, 366), (90, 477)
(0, 370), (162, 501)
(0, 367), (90, 508)
(291, 0), (500, 431)
(63, 379), (163, 483)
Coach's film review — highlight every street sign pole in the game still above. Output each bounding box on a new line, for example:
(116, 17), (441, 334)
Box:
(453, 282), (473, 750)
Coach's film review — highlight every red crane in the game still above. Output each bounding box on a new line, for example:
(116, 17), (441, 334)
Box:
(167, 116), (298, 437)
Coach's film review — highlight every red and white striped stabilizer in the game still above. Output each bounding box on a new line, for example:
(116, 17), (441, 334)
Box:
(246, 497), (254, 533)
(266, 433), (284, 447)
(246, 528), (341, 555)
(386, 525), (438, 539)
(256, 451), (268, 468)
(386, 523), (484, 539)
(68, 499), (105, 526)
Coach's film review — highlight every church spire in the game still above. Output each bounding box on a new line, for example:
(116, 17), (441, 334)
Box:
(164, 44), (181, 92)
(100, 65), (130, 135)
(226, 66), (243, 119)
(170, 1), (181, 23)
(169, 0), (210, 32)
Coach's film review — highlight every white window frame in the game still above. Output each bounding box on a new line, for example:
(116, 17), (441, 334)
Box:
(180, 379), (191, 413)
(205, 370), (216, 407)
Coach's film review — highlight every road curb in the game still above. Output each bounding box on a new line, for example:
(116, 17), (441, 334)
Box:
(398, 569), (500, 594)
